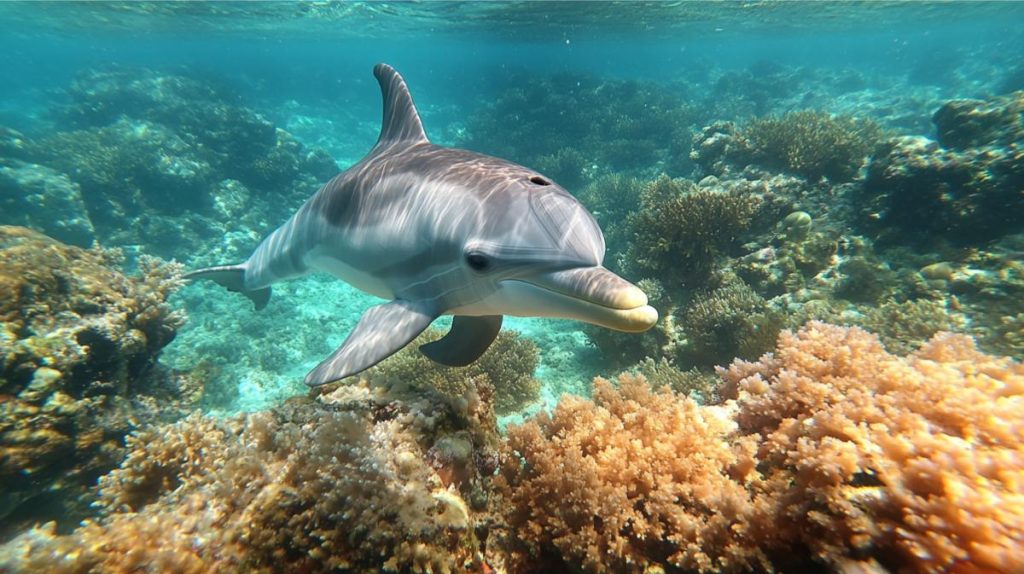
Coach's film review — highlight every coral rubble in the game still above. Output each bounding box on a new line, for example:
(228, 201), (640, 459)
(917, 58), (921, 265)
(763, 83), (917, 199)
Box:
(0, 226), (191, 537)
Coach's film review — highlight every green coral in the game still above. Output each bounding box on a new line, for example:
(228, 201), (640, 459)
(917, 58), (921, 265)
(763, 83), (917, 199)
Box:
(856, 298), (966, 355)
(633, 357), (721, 403)
(624, 175), (762, 289)
(367, 328), (540, 416)
(741, 110), (883, 181)
(678, 277), (785, 368)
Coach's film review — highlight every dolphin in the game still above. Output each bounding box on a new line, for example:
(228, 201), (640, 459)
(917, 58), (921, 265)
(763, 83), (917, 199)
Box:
(186, 63), (658, 386)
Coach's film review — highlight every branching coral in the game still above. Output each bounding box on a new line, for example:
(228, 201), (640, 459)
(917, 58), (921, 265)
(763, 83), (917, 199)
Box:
(624, 175), (762, 290)
(719, 321), (1024, 572)
(496, 374), (770, 574)
(741, 110), (883, 182)
(499, 322), (1024, 573)
(678, 277), (785, 368)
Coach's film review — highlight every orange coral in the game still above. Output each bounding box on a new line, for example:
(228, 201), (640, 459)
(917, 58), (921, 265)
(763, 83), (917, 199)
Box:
(720, 321), (1024, 572)
(498, 322), (1024, 573)
(496, 374), (771, 573)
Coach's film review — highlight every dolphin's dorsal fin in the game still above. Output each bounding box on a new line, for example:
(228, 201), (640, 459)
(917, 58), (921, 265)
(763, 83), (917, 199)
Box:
(373, 63), (428, 146)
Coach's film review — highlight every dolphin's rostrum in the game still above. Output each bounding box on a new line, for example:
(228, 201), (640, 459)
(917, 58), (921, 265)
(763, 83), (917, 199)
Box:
(186, 63), (658, 386)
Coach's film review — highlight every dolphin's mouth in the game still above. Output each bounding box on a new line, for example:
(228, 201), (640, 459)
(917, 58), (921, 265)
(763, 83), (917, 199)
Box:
(507, 266), (658, 333)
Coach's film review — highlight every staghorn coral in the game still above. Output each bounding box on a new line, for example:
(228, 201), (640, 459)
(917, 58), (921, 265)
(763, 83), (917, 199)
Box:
(367, 327), (541, 416)
(496, 374), (771, 574)
(0, 226), (190, 537)
(1, 373), (504, 573)
(719, 321), (1024, 572)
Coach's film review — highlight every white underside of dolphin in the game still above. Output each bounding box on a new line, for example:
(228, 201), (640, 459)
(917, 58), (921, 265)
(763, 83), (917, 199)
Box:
(186, 63), (658, 387)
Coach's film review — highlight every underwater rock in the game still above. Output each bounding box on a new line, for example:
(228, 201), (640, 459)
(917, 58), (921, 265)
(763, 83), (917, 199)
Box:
(0, 159), (95, 246)
(0, 226), (191, 537)
(0, 370), (503, 572)
(932, 90), (1024, 150)
(861, 92), (1024, 246)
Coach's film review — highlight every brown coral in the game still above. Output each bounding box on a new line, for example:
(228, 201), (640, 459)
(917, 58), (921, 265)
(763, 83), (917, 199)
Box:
(1, 375), (504, 573)
(367, 327), (541, 416)
(0, 226), (190, 536)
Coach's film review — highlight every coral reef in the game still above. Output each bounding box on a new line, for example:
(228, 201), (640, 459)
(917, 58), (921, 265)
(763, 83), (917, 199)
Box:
(461, 69), (697, 183)
(860, 92), (1024, 246)
(1, 67), (338, 260)
(0, 371), (503, 573)
(0, 159), (95, 246)
(498, 322), (1024, 573)
(0, 226), (192, 537)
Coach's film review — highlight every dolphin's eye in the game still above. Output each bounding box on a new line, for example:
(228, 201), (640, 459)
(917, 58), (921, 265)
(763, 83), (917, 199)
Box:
(529, 175), (551, 186)
(466, 253), (491, 272)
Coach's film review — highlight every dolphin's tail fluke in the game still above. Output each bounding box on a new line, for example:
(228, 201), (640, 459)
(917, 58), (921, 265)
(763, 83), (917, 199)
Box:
(184, 264), (271, 311)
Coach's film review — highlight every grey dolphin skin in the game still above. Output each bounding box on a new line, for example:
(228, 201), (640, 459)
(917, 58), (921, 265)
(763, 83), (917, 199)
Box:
(186, 63), (658, 386)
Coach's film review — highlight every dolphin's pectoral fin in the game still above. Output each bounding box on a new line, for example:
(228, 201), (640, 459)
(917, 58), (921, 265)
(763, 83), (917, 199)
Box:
(184, 265), (271, 311)
(305, 300), (437, 387)
(419, 315), (503, 367)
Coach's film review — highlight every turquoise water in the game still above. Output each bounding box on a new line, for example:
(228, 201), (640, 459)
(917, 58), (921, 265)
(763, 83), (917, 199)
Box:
(1, 2), (1023, 572)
